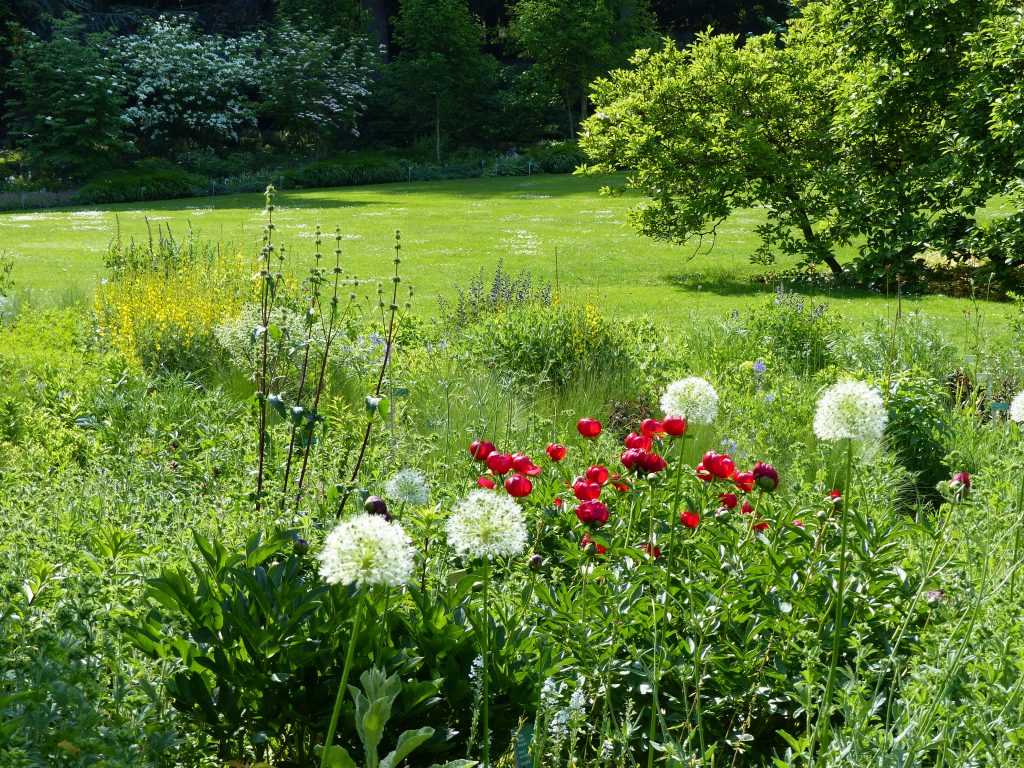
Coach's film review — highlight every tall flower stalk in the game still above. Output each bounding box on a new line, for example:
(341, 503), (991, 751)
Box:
(317, 513), (414, 767)
(446, 490), (528, 767)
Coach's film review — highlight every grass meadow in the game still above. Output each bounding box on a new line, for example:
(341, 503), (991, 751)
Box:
(0, 173), (1014, 346)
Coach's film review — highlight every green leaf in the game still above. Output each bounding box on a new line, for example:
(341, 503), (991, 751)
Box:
(321, 745), (357, 768)
(380, 726), (434, 768)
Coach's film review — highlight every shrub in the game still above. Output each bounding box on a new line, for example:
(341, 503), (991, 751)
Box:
(94, 247), (249, 372)
(77, 160), (206, 205)
(743, 287), (840, 373)
(526, 141), (586, 174)
(881, 367), (952, 494)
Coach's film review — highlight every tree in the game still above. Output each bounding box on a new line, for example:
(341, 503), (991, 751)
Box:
(581, 29), (848, 274)
(387, 0), (494, 161)
(511, 0), (656, 139)
(4, 17), (130, 180)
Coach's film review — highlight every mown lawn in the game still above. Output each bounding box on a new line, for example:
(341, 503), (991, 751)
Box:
(0, 173), (1012, 343)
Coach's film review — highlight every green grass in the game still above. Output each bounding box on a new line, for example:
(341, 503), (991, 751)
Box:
(0, 173), (1012, 342)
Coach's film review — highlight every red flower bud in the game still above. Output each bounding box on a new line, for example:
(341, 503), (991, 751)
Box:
(611, 475), (631, 493)
(576, 499), (609, 526)
(504, 473), (533, 498)
(828, 488), (842, 505)
(485, 452), (514, 475)
(580, 532), (607, 555)
(640, 418), (664, 437)
(680, 509), (700, 529)
(714, 455), (735, 479)
(553, 497), (564, 507)
(477, 476), (496, 489)
(719, 492), (738, 510)
(546, 443), (567, 462)
(572, 478), (602, 501)
(585, 465), (610, 485)
(642, 543), (662, 559)
(577, 418), (602, 439)
(469, 440), (496, 461)
(662, 416), (688, 437)
(624, 431), (652, 451)
(752, 461), (779, 492)
(741, 500), (754, 515)
(733, 471), (755, 493)
(512, 453), (542, 476)
(951, 471), (971, 491)
(753, 521), (770, 532)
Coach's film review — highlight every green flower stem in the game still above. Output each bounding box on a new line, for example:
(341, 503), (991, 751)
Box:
(481, 557), (492, 768)
(321, 596), (365, 768)
(667, 436), (687, 571)
(814, 438), (855, 754)
(1013, 470), (1024, 598)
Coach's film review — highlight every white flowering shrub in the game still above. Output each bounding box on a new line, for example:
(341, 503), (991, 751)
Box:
(261, 22), (377, 143)
(110, 16), (263, 148)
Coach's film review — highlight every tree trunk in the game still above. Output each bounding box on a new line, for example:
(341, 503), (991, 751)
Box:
(789, 193), (843, 275)
(435, 94), (441, 164)
(565, 99), (576, 140)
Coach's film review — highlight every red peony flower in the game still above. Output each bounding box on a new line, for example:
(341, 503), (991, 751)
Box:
(741, 500), (754, 515)
(662, 416), (688, 437)
(546, 443), (567, 462)
(577, 418), (602, 439)
(572, 478), (602, 501)
(752, 461), (779, 492)
(512, 453), (542, 477)
(733, 471), (755, 493)
(504, 473), (533, 498)
(828, 488), (842, 505)
(642, 542), (662, 559)
(753, 521), (770, 532)
(477, 476), (496, 489)
(585, 465), (610, 485)
(580, 532), (607, 555)
(576, 499), (610, 526)
(641, 418), (665, 437)
(621, 448), (646, 471)
(701, 451), (735, 479)
(640, 452), (668, 474)
(486, 452), (514, 475)
(695, 463), (713, 482)
(680, 509), (700, 529)
(469, 440), (496, 461)
(793, 519), (805, 528)
(553, 497), (564, 507)
(719, 492), (738, 510)
(624, 432), (653, 451)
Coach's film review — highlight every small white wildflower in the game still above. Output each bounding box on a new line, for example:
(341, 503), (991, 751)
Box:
(660, 376), (719, 425)
(317, 513), (414, 588)
(1010, 391), (1024, 423)
(384, 468), (430, 506)
(446, 489), (528, 560)
(813, 380), (888, 443)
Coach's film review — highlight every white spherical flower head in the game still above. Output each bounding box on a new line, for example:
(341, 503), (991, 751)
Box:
(446, 489), (528, 561)
(318, 513), (415, 588)
(384, 468), (430, 506)
(660, 376), (719, 425)
(1010, 391), (1024, 424)
(813, 380), (888, 443)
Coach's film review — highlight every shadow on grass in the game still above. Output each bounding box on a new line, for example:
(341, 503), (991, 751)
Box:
(662, 269), (932, 303)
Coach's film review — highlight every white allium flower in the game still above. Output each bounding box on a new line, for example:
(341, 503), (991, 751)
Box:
(446, 490), (528, 560)
(660, 376), (719, 425)
(318, 513), (414, 588)
(813, 380), (888, 443)
(1010, 391), (1024, 423)
(384, 468), (430, 506)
